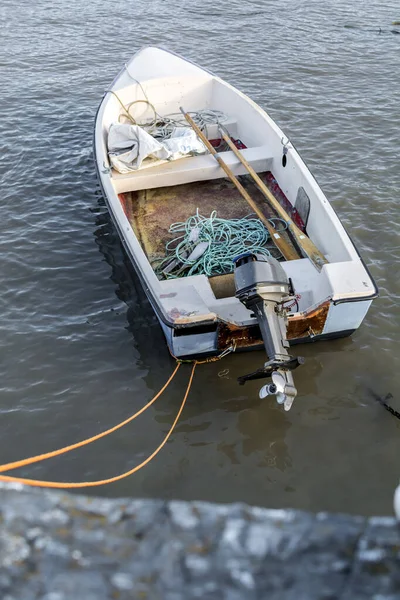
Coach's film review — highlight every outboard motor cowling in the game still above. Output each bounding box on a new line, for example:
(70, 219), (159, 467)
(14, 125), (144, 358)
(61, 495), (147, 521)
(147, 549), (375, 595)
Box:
(233, 253), (304, 411)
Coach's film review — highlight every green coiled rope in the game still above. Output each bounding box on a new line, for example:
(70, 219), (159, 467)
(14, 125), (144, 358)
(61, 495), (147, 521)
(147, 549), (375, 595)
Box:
(153, 210), (288, 279)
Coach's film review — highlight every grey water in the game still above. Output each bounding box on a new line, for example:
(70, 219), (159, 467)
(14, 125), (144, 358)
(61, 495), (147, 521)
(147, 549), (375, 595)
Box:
(0, 0), (399, 515)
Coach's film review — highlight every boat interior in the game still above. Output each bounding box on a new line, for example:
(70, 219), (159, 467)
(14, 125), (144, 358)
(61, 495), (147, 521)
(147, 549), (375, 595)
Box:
(119, 170), (305, 297)
(97, 48), (372, 316)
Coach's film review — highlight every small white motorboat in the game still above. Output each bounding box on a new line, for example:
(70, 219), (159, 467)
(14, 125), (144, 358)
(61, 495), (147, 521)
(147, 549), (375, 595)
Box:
(94, 46), (377, 409)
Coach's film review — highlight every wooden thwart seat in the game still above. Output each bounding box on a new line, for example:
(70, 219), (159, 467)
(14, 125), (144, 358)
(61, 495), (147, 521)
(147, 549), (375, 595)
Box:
(111, 146), (273, 193)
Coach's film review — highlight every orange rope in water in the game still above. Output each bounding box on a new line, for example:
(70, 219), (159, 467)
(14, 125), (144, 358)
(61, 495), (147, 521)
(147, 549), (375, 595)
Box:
(0, 363), (181, 475)
(0, 363), (196, 489)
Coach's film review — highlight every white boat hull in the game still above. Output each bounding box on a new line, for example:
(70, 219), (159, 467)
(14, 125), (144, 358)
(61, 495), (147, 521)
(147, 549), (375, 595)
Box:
(94, 46), (377, 358)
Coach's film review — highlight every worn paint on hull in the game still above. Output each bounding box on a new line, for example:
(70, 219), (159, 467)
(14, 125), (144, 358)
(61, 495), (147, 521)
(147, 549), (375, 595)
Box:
(217, 300), (331, 350)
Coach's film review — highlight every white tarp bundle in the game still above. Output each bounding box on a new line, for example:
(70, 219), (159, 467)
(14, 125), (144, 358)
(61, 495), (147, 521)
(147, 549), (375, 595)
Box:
(107, 124), (207, 173)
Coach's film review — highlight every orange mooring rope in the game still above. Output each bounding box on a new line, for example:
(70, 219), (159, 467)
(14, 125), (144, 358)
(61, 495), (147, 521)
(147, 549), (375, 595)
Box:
(0, 362), (196, 489)
(0, 363), (181, 475)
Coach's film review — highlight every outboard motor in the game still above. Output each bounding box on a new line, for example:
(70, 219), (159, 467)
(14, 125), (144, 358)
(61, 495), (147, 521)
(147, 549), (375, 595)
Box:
(233, 253), (304, 411)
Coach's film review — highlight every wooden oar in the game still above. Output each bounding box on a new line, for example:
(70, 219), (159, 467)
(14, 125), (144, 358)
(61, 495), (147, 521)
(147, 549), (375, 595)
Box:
(218, 128), (328, 271)
(180, 108), (299, 262)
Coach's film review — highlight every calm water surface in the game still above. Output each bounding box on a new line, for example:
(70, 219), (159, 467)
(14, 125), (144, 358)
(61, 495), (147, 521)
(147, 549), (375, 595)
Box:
(0, 0), (399, 515)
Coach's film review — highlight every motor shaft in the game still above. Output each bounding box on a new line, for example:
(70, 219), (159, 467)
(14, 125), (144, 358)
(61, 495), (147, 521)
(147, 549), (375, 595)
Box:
(233, 252), (303, 410)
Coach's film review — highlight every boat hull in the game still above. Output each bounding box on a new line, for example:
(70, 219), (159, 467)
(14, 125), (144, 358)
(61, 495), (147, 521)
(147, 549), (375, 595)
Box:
(94, 46), (377, 359)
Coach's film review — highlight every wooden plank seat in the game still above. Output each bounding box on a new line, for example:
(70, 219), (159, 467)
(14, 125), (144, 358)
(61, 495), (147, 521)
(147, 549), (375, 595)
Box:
(111, 146), (273, 193)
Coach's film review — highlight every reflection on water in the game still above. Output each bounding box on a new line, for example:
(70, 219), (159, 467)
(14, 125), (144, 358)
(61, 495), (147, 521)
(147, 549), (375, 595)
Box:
(239, 406), (291, 471)
(93, 200), (169, 361)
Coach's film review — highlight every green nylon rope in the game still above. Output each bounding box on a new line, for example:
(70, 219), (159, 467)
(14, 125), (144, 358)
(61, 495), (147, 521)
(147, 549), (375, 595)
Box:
(153, 210), (288, 279)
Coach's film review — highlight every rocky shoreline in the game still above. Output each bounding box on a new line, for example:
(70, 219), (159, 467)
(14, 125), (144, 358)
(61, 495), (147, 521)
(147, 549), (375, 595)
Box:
(0, 483), (399, 599)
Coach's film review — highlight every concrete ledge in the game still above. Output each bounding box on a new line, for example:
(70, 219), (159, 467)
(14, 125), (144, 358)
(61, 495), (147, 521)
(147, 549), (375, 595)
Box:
(0, 483), (399, 599)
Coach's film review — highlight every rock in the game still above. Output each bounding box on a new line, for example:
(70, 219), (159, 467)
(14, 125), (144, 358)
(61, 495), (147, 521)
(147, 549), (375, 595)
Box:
(394, 482), (400, 520)
(0, 483), (398, 599)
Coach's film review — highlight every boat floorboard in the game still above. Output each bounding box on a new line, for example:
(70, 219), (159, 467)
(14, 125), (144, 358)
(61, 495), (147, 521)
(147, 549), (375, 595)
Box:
(120, 171), (300, 272)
